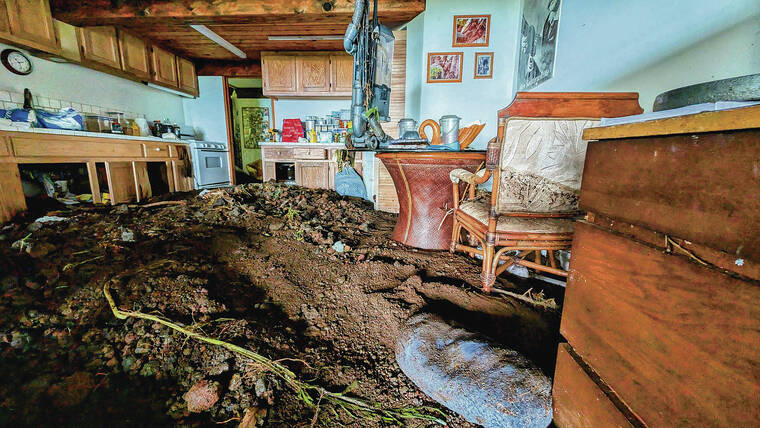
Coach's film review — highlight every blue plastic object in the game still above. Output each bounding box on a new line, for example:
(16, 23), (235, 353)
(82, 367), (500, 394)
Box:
(0, 108), (34, 123)
(426, 140), (460, 151)
(396, 314), (552, 428)
(334, 166), (367, 199)
(34, 108), (83, 130)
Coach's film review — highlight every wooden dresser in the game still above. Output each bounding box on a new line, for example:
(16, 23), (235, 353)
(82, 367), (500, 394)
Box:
(553, 105), (760, 427)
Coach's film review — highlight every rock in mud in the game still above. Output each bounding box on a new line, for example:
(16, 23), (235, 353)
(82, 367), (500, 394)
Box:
(184, 379), (221, 413)
(46, 371), (94, 409)
(395, 313), (552, 428)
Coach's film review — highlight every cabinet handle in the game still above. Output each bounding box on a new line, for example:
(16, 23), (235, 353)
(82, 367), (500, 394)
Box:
(155, 147), (162, 151)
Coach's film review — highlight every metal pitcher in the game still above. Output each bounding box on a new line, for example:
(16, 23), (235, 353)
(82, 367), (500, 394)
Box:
(397, 118), (419, 139)
(439, 115), (461, 145)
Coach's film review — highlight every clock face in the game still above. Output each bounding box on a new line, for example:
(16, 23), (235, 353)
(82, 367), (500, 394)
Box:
(1, 49), (32, 75)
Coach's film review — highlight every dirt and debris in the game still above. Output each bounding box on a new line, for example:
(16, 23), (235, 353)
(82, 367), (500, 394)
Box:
(0, 182), (562, 427)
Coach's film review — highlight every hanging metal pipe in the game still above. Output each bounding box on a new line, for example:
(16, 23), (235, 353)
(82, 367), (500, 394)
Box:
(343, 0), (366, 54)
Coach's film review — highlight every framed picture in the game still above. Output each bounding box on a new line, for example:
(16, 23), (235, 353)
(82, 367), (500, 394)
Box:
(517, 0), (561, 90)
(427, 52), (464, 83)
(474, 52), (494, 79)
(452, 15), (490, 47)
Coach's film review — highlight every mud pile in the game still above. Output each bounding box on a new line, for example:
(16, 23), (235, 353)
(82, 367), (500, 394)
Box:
(0, 183), (560, 427)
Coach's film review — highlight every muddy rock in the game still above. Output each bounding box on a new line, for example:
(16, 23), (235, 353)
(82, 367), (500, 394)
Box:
(46, 371), (95, 409)
(183, 379), (221, 413)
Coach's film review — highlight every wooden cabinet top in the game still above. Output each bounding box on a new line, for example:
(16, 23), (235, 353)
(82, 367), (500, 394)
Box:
(584, 104), (760, 140)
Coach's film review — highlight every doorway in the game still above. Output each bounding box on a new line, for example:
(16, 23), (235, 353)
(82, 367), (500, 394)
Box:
(225, 78), (275, 184)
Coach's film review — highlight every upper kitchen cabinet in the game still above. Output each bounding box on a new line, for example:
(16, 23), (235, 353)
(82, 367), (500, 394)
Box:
(79, 26), (121, 69)
(150, 45), (178, 87)
(262, 52), (352, 98)
(118, 29), (151, 80)
(262, 54), (297, 96)
(330, 54), (353, 96)
(177, 56), (198, 96)
(0, 0), (59, 54)
(296, 56), (330, 95)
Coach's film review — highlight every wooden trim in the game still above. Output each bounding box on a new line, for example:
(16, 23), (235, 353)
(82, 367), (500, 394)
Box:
(498, 92), (643, 119)
(452, 14), (491, 47)
(583, 104), (760, 140)
(426, 52), (463, 83)
(473, 52), (493, 79)
(222, 76), (235, 185)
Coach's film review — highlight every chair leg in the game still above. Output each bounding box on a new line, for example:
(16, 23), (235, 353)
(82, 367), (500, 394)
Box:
(450, 216), (461, 253)
(481, 243), (496, 292)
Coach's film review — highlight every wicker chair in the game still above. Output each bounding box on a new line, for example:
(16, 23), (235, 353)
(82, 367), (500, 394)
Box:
(449, 92), (643, 291)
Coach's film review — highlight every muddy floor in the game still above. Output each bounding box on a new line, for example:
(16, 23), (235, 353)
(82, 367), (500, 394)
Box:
(0, 183), (562, 427)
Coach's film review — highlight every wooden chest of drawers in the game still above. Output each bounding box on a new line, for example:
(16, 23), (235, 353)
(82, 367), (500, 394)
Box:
(553, 106), (760, 427)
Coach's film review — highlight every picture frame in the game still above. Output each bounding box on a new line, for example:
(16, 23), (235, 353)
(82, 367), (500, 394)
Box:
(473, 52), (494, 79)
(427, 52), (464, 83)
(452, 15), (491, 47)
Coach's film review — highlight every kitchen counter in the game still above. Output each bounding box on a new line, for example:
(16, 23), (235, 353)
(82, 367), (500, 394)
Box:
(0, 125), (188, 143)
(259, 142), (345, 148)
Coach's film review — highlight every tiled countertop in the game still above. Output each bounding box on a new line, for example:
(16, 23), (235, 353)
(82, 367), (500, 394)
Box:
(0, 125), (189, 144)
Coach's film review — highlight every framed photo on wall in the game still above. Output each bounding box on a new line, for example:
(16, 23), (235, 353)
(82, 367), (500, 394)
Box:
(474, 52), (494, 79)
(452, 15), (490, 47)
(427, 52), (464, 83)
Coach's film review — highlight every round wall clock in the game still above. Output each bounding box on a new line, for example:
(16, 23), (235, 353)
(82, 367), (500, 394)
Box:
(1, 49), (33, 76)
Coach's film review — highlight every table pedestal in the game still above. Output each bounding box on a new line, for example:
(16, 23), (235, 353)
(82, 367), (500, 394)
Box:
(377, 151), (485, 250)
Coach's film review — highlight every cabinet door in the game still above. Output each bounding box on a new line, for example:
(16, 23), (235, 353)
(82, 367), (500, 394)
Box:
(296, 161), (329, 189)
(4, 0), (57, 51)
(80, 26), (121, 69)
(330, 55), (353, 95)
(177, 57), (198, 95)
(151, 45), (178, 86)
(0, 162), (26, 224)
(262, 55), (296, 94)
(263, 161), (276, 182)
(118, 30), (151, 79)
(297, 56), (330, 94)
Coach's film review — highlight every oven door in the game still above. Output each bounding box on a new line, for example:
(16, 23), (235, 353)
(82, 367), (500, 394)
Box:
(194, 149), (230, 187)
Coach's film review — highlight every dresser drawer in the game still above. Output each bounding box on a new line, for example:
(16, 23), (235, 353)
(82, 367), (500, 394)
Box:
(553, 344), (632, 428)
(12, 137), (143, 158)
(293, 148), (327, 160)
(0, 138), (10, 157)
(561, 221), (760, 427)
(262, 147), (294, 160)
(143, 143), (172, 158)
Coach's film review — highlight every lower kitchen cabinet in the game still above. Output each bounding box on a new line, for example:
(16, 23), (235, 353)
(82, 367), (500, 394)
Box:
(295, 161), (330, 189)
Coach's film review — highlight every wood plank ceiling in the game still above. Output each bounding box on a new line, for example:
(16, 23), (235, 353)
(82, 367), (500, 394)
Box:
(50, 1), (425, 67)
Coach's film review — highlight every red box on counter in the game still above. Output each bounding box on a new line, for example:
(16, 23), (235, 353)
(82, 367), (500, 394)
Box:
(282, 119), (304, 142)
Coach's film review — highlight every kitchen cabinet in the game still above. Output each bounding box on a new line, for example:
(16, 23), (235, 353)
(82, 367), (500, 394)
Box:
(1, 0), (58, 53)
(296, 161), (330, 189)
(151, 45), (178, 87)
(118, 29), (151, 79)
(53, 19), (80, 62)
(262, 52), (352, 98)
(79, 26), (121, 69)
(296, 56), (330, 94)
(177, 56), (198, 95)
(330, 54), (353, 95)
(262, 54), (297, 95)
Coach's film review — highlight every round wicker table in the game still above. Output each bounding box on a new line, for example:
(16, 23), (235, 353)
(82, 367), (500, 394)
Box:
(376, 150), (486, 250)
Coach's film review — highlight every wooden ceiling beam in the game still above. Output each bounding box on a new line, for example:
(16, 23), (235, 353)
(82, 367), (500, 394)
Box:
(196, 60), (262, 78)
(51, 0), (425, 27)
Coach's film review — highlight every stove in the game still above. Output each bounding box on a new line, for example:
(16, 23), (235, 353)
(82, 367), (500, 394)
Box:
(187, 140), (231, 189)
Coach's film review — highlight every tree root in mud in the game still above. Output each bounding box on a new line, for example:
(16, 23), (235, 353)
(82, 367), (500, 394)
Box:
(102, 282), (447, 426)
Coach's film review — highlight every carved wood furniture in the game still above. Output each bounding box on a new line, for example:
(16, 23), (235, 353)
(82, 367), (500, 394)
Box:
(449, 92), (643, 291)
(377, 150), (486, 250)
(261, 52), (353, 98)
(553, 104), (760, 427)
(0, 129), (194, 223)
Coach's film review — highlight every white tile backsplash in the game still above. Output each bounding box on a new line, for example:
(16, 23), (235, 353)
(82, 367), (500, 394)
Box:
(0, 90), (148, 120)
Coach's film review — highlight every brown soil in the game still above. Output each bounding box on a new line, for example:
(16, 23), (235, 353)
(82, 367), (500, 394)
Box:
(0, 183), (562, 427)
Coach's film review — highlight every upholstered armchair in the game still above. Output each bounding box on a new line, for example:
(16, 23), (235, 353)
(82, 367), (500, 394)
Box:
(449, 92), (643, 291)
